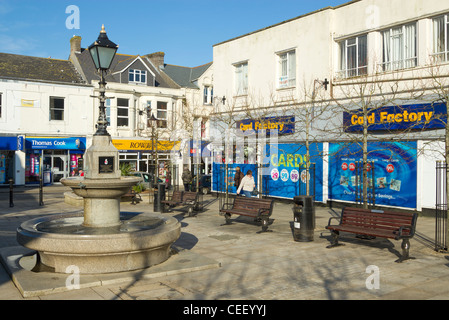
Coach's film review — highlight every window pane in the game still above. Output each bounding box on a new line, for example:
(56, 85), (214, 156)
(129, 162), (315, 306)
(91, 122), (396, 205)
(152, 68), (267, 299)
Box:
(157, 111), (167, 119)
(340, 42), (346, 75)
(347, 43), (357, 77)
(157, 102), (167, 110)
(50, 97), (64, 121)
(358, 35), (367, 75)
(118, 108), (128, 116)
(117, 98), (128, 107)
(433, 17), (445, 62)
(446, 17), (449, 54)
(117, 118), (128, 126)
(51, 109), (64, 121)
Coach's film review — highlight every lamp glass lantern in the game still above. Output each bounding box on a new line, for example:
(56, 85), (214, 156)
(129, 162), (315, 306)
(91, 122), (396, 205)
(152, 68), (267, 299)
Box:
(88, 25), (118, 71)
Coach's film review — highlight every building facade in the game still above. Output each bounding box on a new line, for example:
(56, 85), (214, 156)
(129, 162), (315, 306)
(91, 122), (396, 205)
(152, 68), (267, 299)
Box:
(0, 34), (213, 186)
(211, 0), (449, 211)
(0, 52), (92, 185)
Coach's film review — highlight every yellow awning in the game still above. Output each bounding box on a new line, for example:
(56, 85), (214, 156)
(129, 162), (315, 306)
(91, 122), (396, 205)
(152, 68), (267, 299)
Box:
(112, 139), (180, 152)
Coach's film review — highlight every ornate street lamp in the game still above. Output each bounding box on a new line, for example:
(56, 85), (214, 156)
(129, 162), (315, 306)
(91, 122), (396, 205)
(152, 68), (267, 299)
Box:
(88, 25), (119, 136)
(149, 113), (158, 185)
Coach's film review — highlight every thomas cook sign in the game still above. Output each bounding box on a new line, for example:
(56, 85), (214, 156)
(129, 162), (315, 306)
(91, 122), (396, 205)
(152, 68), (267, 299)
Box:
(343, 102), (447, 132)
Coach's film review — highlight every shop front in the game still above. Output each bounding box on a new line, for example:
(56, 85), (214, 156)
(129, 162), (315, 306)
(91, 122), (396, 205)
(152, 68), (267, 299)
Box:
(0, 135), (23, 185)
(25, 137), (86, 184)
(112, 138), (180, 182)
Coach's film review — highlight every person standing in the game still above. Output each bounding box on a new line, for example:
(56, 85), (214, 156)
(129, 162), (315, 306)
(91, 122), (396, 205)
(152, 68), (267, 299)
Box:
(165, 169), (172, 190)
(182, 168), (193, 191)
(237, 170), (256, 197)
(234, 167), (244, 193)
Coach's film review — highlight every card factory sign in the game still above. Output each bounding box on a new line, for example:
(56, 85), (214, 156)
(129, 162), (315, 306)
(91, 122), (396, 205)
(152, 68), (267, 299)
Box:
(343, 102), (447, 132)
(236, 116), (295, 135)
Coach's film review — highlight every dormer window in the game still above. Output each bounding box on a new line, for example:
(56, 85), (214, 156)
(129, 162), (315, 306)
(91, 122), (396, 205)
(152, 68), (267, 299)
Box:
(129, 69), (147, 84)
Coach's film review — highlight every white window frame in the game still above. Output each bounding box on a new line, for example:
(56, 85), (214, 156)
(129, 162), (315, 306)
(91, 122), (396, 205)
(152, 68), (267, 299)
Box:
(129, 69), (147, 84)
(203, 86), (213, 105)
(432, 14), (449, 63)
(156, 101), (168, 129)
(49, 96), (65, 121)
(380, 22), (417, 72)
(338, 35), (368, 79)
(117, 98), (129, 127)
(234, 62), (248, 96)
(277, 50), (296, 88)
(0, 93), (2, 118)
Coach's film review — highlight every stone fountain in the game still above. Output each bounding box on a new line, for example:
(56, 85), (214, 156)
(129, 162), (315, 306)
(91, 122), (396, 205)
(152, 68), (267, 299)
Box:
(16, 26), (180, 274)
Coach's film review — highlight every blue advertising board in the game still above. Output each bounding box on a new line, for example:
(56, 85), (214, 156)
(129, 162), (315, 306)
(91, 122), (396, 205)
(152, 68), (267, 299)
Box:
(343, 102), (447, 132)
(264, 143), (323, 201)
(212, 163), (258, 194)
(328, 141), (417, 209)
(212, 143), (323, 201)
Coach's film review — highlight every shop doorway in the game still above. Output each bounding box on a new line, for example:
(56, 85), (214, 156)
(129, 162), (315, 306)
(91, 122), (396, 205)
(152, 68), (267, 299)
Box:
(43, 154), (68, 183)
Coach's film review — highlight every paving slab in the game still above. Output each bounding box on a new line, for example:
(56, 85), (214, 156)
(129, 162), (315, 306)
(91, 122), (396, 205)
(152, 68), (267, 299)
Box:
(0, 245), (220, 298)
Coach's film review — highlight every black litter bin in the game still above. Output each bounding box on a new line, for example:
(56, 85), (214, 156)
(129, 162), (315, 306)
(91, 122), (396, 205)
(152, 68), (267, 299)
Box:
(292, 195), (315, 242)
(153, 183), (166, 212)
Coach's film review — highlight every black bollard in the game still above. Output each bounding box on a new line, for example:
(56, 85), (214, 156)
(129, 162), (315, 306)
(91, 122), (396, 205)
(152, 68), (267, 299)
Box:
(9, 178), (14, 207)
(39, 178), (44, 206)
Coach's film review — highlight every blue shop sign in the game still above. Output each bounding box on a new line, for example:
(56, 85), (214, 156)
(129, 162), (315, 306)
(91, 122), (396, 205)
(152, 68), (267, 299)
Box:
(0, 136), (23, 151)
(25, 137), (86, 150)
(343, 102), (447, 132)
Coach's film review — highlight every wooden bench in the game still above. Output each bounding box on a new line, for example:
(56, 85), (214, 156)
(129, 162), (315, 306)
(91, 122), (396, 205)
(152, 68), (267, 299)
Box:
(219, 197), (274, 232)
(122, 188), (141, 205)
(161, 190), (183, 210)
(161, 191), (200, 216)
(182, 191), (200, 216)
(326, 207), (418, 262)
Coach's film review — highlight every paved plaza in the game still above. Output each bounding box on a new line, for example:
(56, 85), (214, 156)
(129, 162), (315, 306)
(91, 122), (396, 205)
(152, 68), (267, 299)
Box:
(1, 184), (449, 302)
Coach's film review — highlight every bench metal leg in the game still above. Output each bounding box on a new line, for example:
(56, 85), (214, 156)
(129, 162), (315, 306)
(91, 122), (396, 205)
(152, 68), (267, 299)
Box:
(326, 230), (345, 248)
(260, 217), (269, 232)
(396, 239), (415, 263)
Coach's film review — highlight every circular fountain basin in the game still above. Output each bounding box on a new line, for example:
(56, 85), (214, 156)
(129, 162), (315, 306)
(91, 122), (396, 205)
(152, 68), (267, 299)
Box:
(17, 212), (181, 274)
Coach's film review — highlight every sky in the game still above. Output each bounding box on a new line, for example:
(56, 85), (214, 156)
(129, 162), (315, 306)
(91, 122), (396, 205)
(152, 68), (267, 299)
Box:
(0, 0), (350, 67)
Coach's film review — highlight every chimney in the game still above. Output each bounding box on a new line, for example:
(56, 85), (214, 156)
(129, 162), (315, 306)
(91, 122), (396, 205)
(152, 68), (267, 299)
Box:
(70, 36), (82, 55)
(147, 52), (165, 70)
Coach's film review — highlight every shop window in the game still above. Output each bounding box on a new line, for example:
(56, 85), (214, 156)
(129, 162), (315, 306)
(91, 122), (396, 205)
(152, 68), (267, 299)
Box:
(50, 97), (65, 121)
